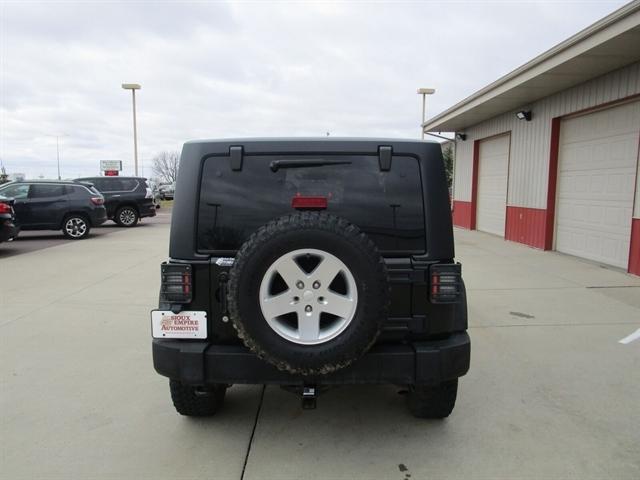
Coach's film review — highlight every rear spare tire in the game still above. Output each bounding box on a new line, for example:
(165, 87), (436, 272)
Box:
(227, 212), (389, 375)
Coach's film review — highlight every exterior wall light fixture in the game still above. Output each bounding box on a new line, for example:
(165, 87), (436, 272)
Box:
(516, 110), (532, 121)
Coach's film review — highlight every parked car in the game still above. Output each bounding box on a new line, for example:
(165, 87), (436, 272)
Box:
(146, 180), (162, 209)
(151, 139), (470, 418)
(75, 176), (156, 227)
(0, 194), (19, 243)
(158, 182), (175, 200)
(0, 181), (107, 239)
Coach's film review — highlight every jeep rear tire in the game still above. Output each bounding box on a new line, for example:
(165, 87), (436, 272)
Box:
(169, 380), (226, 416)
(227, 212), (389, 375)
(406, 379), (458, 419)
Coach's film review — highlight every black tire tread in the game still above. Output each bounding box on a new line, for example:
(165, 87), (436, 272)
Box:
(115, 205), (139, 227)
(227, 212), (389, 376)
(169, 380), (226, 417)
(406, 379), (458, 419)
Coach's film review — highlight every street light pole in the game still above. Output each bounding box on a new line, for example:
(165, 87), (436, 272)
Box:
(132, 88), (139, 175)
(122, 83), (141, 176)
(417, 88), (435, 140)
(55, 136), (60, 180)
(45, 134), (67, 179)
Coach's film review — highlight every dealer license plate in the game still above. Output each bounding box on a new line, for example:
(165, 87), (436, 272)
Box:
(151, 310), (207, 339)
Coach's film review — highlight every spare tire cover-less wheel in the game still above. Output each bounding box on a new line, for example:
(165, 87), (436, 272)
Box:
(227, 212), (389, 375)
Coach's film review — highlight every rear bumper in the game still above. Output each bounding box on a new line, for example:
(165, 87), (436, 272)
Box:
(90, 208), (108, 226)
(139, 201), (157, 218)
(0, 219), (19, 242)
(153, 332), (470, 386)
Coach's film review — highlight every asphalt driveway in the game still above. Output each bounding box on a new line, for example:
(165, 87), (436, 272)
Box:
(1, 223), (638, 480)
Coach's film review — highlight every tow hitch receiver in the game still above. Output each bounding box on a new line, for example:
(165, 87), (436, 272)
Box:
(302, 386), (317, 410)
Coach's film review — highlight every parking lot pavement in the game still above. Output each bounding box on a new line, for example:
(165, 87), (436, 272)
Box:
(2, 224), (639, 479)
(1, 212), (260, 480)
(0, 207), (172, 259)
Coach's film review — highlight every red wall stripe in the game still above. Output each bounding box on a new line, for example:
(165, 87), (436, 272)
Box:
(452, 200), (473, 229)
(505, 206), (546, 249)
(628, 219), (640, 276)
(544, 117), (561, 251)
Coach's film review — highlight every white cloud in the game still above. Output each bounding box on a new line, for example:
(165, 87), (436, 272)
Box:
(0, 0), (628, 178)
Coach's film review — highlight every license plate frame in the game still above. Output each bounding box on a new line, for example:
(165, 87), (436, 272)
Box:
(150, 310), (207, 339)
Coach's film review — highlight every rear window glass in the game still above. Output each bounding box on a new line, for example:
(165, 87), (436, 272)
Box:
(71, 185), (96, 196)
(0, 183), (29, 199)
(197, 155), (425, 254)
(85, 178), (111, 191)
(119, 179), (139, 190)
(29, 184), (66, 198)
(79, 178), (102, 190)
(91, 178), (138, 192)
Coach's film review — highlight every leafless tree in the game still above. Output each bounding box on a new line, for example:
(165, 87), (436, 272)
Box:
(152, 151), (180, 183)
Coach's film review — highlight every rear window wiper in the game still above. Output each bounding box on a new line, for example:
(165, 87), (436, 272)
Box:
(269, 159), (352, 172)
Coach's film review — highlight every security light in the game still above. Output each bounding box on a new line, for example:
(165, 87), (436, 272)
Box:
(516, 110), (532, 121)
(455, 133), (467, 141)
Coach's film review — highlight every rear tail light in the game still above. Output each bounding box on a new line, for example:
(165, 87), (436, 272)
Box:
(161, 263), (192, 303)
(429, 263), (462, 303)
(0, 202), (12, 214)
(145, 187), (153, 199)
(291, 195), (328, 210)
(90, 197), (104, 205)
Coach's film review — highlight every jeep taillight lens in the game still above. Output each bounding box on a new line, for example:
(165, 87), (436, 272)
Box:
(90, 197), (104, 205)
(0, 202), (12, 214)
(161, 263), (192, 303)
(429, 263), (461, 303)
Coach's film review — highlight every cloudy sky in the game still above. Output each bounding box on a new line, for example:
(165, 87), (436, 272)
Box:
(0, 0), (629, 179)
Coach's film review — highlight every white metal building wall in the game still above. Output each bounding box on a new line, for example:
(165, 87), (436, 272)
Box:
(452, 143), (473, 201)
(452, 61), (640, 209)
(476, 134), (510, 235)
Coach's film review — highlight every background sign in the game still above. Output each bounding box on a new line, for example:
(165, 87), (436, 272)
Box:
(100, 160), (122, 171)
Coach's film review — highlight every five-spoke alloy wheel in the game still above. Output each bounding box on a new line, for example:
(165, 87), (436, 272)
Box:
(259, 248), (358, 345)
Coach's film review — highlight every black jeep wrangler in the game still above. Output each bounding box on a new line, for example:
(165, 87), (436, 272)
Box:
(152, 138), (470, 418)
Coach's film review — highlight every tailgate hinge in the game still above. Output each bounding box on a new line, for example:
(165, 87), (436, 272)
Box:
(378, 145), (392, 171)
(230, 146), (243, 171)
